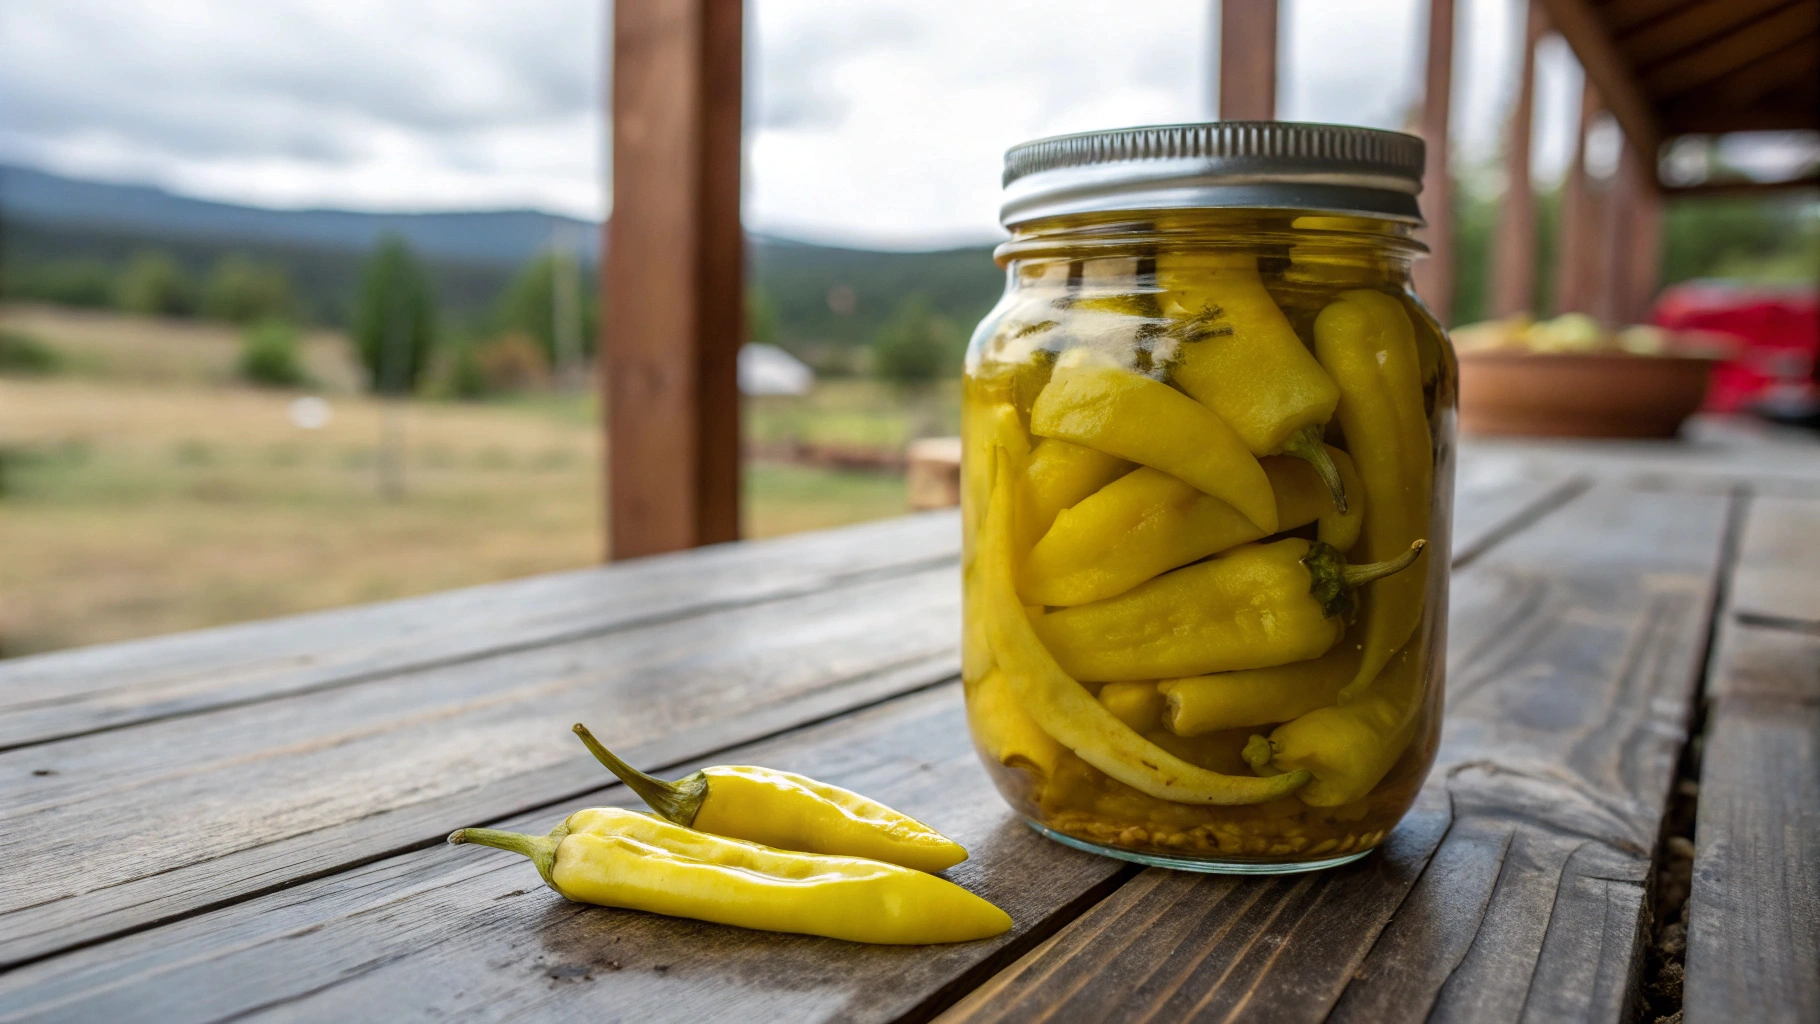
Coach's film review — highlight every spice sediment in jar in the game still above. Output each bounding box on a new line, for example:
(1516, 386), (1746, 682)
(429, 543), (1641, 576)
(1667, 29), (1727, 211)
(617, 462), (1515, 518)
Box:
(962, 216), (1450, 863)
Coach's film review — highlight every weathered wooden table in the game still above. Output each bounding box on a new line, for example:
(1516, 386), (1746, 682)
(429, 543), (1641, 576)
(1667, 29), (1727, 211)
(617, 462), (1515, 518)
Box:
(4, 423), (1817, 1024)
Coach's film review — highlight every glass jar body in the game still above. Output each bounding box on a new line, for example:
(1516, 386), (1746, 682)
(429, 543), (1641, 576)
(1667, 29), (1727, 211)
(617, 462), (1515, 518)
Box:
(960, 210), (1457, 872)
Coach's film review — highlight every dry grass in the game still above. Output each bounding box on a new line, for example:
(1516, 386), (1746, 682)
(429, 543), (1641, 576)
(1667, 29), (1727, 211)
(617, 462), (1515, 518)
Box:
(0, 305), (915, 658)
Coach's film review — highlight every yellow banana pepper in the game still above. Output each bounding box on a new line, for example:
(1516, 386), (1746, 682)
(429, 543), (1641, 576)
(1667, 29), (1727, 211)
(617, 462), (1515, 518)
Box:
(1246, 640), (1428, 806)
(1019, 446), (1363, 606)
(1098, 681), (1166, 733)
(1160, 641), (1362, 736)
(1033, 537), (1423, 682)
(448, 807), (1011, 944)
(1157, 252), (1347, 510)
(979, 446), (1310, 805)
(966, 666), (1065, 781)
(962, 401), (1030, 682)
(1029, 352), (1277, 533)
(572, 724), (967, 874)
(1017, 437), (1131, 551)
(1313, 290), (1433, 702)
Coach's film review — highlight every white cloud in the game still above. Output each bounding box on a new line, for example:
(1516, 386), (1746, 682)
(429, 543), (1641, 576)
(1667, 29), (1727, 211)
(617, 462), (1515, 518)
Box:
(1, 0), (1583, 248)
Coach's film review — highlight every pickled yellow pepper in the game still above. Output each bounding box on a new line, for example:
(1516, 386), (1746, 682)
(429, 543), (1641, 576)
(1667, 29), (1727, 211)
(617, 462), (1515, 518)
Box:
(979, 445), (1311, 805)
(1020, 447), (1363, 607)
(1246, 640), (1428, 806)
(1033, 537), (1423, 682)
(967, 666), (1065, 781)
(1157, 253), (1348, 509)
(1313, 290), (1433, 702)
(1160, 641), (1362, 736)
(572, 724), (967, 873)
(1029, 352), (1278, 533)
(1017, 438), (1131, 551)
(449, 808), (1011, 944)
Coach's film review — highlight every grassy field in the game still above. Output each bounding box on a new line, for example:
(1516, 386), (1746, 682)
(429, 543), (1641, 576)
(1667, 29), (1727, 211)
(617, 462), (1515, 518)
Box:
(0, 305), (921, 657)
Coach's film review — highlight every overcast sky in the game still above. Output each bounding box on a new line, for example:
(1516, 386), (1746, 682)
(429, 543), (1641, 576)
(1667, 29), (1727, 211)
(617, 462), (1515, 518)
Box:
(0, 0), (1593, 249)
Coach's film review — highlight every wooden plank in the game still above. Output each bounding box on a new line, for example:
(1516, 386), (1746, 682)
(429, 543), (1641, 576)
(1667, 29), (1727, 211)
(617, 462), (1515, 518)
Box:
(1641, 1), (1820, 97)
(1554, 82), (1608, 320)
(1535, 0), (1662, 170)
(1492, 0), (1547, 319)
(604, 0), (744, 557)
(1616, 0), (1791, 67)
(0, 463), (1582, 1021)
(1219, 0), (1278, 120)
(1683, 496), (1820, 1023)
(0, 685), (1132, 1024)
(1463, 424), (1820, 498)
(0, 568), (962, 968)
(0, 512), (961, 751)
(1412, 0), (1457, 326)
(937, 484), (1730, 1024)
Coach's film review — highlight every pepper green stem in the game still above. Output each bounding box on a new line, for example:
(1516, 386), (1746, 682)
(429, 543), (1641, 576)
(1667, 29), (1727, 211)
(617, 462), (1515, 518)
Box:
(573, 722), (709, 826)
(1281, 425), (1348, 513)
(1243, 735), (1283, 776)
(1302, 539), (1427, 619)
(448, 825), (566, 889)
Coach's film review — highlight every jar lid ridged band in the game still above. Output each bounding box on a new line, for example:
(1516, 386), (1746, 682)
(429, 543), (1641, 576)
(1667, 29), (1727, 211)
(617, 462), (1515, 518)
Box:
(1000, 121), (1428, 228)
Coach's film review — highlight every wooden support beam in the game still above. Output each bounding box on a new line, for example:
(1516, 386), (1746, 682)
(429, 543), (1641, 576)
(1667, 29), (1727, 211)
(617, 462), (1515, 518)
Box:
(1554, 81), (1609, 320)
(604, 0), (744, 560)
(1219, 0), (1278, 120)
(1642, 1), (1820, 98)
(1536, 0), (1662, 174)
(1492, 0), (1546, 319)
(1412, 0), (1457, 326)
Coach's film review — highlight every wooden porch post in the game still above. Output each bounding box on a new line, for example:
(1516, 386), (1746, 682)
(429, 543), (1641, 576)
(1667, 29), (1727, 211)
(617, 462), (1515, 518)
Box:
(1554, 81), (1607, 318)
(1412, 0), (1456, 325)
(604, 0), (744, 560)
(1623, 171), (1664, 323)
(1491, 0), (1545, 319)
(1219, 0), (1278, 120)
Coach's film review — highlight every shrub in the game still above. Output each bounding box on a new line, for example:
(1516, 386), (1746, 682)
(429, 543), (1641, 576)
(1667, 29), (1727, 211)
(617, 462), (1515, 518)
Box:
(871, 295), (960, 384)
(114, 251), (196, 317)
(203, 254), (293, 324)
(494, 252), (597, 366)
(475, 333), (552, 393)
(0, 330), (59, 376)
(238, 321), (309, 388)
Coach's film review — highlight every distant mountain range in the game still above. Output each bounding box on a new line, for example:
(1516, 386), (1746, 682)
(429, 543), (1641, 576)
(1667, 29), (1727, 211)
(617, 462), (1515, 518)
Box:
(0, 163), (1005, 348)
(1, 164), (596, 267)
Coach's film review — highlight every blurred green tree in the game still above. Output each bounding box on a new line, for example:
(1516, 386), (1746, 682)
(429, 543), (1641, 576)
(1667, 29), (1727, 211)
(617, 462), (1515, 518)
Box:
(114, 251), (195, 317)
(494, 252), (596, 367)
(871, 295), (959, 384)
(351, 236), (437, 395)
(203, 254), (294, 324)
(237, 320), (309, 387)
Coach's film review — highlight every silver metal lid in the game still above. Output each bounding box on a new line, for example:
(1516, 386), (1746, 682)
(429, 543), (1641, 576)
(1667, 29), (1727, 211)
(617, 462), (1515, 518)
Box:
(1000, 121), (1427, 228)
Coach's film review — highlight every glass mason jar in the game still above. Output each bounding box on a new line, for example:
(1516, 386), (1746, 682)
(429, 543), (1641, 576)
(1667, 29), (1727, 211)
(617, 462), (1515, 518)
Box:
(961, 122), (1457, 873)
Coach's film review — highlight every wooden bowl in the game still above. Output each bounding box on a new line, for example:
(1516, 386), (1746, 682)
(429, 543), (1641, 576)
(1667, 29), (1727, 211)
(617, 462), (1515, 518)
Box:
(1457, 350), (1716, 439)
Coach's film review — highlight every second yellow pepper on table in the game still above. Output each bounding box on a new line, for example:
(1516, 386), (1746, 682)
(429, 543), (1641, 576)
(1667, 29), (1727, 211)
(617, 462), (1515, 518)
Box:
(572, 724), (968, 874)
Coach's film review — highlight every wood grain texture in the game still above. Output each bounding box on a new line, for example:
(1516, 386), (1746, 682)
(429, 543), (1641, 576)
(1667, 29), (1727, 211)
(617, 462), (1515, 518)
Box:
(940, 484), (1729, 1024)
(0, 512), (960, 751)
(1411, 0), (1456, 326)
(0, 685), (1132, 1024)
(1683, 495), (1820, 1024)
(604, 0), (745, 556)
(0, 568), (961, 967)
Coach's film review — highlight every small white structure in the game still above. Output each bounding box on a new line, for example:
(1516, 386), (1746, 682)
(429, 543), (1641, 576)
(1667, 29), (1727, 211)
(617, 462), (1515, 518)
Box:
(738, 343), (814, 397)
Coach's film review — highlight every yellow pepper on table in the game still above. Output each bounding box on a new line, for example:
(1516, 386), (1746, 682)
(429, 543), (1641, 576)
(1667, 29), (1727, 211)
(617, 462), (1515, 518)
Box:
(1029, 351), (1278, 534)
(448, 807), (1011, 944)
(1019, 446), (1363, 607)
(1032, 536), (1424, 682)
(978, 445), (1311, 805)
(1157, 252), (1348, 509)
(1312, 290), (1434, 702)
(572, 724), (967, 873)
